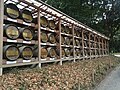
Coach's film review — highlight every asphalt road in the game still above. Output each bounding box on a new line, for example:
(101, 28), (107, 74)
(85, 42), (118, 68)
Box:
(95, 55), (120, 90)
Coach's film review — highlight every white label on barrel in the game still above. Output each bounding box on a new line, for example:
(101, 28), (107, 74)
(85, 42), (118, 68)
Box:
(6, 61), (17, 64)
(23, 60), (31, 63)
(50, 58), (55, 60)
(66, 45), (69, 47)
(23, 22), (31, 26)
(50, 44), (56, 46)
(49, 29), (55, 32)
(23, 41), (31, 44)
(41, 27), (46, 30)
(7, 18), (17, 22)
(7, 39), (17, 42)
(66, 57), (69, 59)
(41, 59), (46, 61)
(41, 43), (47, 45)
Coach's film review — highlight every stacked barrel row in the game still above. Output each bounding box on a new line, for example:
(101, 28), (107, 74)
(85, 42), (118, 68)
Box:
(3, 2), (109, 62)
(74, 28), (83, 58)
(61, 24), (74, 58)
(3, 3), (38, 61)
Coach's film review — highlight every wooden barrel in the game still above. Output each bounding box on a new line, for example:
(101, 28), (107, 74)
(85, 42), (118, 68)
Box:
(33, 46), (38, 57)
(65, 26), (71, 34)
(48, 33), (56, 44)
(49, 20), (56, 29)
(61, 36), (65, 44)
(74, 29), (77, 36)
(76, 30), (80, 37)
(4, 24), (20, 39)
(40, 16), (48, 27)
(65, 37), (71, 45)
(33, 31), (38, 40)
(62, 48), (65, 57)
(21, 27), (33, 41)
(3, 45), (20, 61)
(84, 34), (89, 39)
(61, 24), (65, 33)
(70, 49), (73, 56)
(4, 3), (20, 19)
(75, 39), (80, 46)
(41, 32), (48, 43)
(41, 47), (48, 59)
(64, 48), (71, 57)
(19, 46), (33, 60)
(21, 9), (33, 23)
(74, 29), (80, 37)
(75, 49), (80, 56)
(84, 50), (88, 56)
(48, 47), (57, 58)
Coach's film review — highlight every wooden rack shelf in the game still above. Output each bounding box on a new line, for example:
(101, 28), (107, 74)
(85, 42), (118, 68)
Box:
(0, 0), (110, 75)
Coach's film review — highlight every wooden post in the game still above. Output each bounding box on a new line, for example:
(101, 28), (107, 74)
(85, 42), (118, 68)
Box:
(0, 0), (4, 75)
(59, 19), (62, 65)
(38, 8), (41, 68)
(72, 25), (75, 62)
(102, 38), (104, 56)
(107, 41), (109, 54)
(104, 40), (106, 55)
(89, 32), (91, 59)
(98, 37), (101, 57)
(82, 29), (85, 60)
(94, 35), (97, 58)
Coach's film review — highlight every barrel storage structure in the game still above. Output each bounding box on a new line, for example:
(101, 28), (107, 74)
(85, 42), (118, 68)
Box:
(0, 0), (109, 75)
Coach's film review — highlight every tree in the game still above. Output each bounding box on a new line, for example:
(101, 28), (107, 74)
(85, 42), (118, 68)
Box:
(40, 0), (120, 52)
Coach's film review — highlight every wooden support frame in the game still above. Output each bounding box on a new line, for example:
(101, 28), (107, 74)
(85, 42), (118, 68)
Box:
(38, 8), (41, 68)
(0, 0), (4, 76)
(72, 24), (75, 62)
(59, 19), (62, 65)
(88, 32), (91, 59)
(82, 30), (85, 60)
(0, 0), (110, 75)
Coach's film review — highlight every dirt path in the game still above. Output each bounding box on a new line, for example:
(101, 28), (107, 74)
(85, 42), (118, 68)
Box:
(95, 58), (120, 90)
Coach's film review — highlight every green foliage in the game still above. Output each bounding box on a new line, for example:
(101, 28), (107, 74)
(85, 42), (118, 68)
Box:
(41, 0), (120, 52)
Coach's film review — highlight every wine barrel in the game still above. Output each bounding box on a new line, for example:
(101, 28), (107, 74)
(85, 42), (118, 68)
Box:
(49, 20), (56, 30)
(48, 47), (57, 58)
(75, 49), (80, 56)
(74, 29), (77, 36)
(4, 3), (20, 19)
(65, 26), (71, 34)
(61, 24), (65, 33)
(41, 32), (48, 43)
(62, 48), (65, 57)
(33, 46), (38, 57)
(3, 45), (20, 61)
(40, 16), (48, 27)
(84, 50), (88, 56)
(84, 34), (89, 39)
(41, 47), (48, 59)
(33, 31), (38, 40)
(76, 30), (80, 37)
(48, 33), (56, 44)
(19, 46), (33, 60)
(21, 9), (33, 23)
(61, 36), (65, 44)
(65, 37), (71, 45)
(4, 24), (20, 39)
(21, 27), (34, 41)
(75, 39), (80, 46)
(65, 48), (71, 57)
